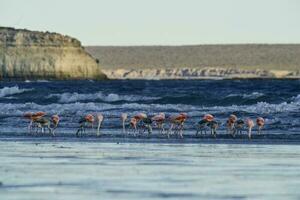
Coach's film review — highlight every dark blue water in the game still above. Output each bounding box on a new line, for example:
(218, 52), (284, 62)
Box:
(1, 80), (300, 199)
(0, 79), (300, 137)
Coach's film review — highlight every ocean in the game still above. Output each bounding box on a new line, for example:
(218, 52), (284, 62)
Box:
(0, 79), (300, 199)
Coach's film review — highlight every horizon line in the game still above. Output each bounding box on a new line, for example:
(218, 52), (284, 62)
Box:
(85, 43), (300, 47)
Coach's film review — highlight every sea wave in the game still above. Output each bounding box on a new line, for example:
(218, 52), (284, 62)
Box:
(226, 92), (265, 99)
(292, 94), (300, 103)
(1, 97), (300, 117)
(0, 86), (31, 98)
(47, 92), (161, 103)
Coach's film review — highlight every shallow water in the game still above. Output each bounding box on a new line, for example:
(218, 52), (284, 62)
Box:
(0, 140), (300, 200)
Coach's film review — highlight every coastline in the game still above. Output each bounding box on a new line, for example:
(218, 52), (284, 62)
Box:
(102, 68), (300, 80)
(1, 132), (300, 145)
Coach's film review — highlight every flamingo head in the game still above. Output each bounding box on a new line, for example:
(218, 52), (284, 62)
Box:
(23, 112), (33, 119)
(51, 115), (60, 125)
(229, 114), (237, 123)
(130, 117), (137, 125)
(256, 117), (265, 126)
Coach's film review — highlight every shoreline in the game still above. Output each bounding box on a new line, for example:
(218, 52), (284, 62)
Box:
(101, 68), (300, 80)
(1, 133), (300, 145)
(1, 77), (300, 82)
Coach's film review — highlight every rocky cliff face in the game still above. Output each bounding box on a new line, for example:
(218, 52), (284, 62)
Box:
(0, 27), (106, 80)
(103, 68), (300, 79)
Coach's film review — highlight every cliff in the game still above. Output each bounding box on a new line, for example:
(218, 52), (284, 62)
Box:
(86, 45), (300, 79)
(0, 27), (106, 80)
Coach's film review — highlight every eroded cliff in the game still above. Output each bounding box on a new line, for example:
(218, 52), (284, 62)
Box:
(0, 27), (106, 80)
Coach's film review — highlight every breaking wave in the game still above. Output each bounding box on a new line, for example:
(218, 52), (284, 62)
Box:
(0, 86), (31, 98)
(2, 96), (300, 117)
(47, 92), (161, 103)
(226, 92), (265, 99)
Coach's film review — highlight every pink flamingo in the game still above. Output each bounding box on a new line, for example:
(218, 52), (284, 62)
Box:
(129, 117), (138, 135)
(133, 113), (147, 133)
(23, 111), (46, 133)
(152, 113), (166, 134)
(76, 114), (94, 137)
(246, 118), (255, 139)
(227, 114), (237, 136)
(256, 117), (265, 134)
(51, 115), (60, 135)
(168, 113), (188, 138)
(196, 114), (214, 135)
(33, 114), (60, 136)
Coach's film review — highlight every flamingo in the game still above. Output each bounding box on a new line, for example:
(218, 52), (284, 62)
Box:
(196, 119), (208, 135)
(196, 114), (214, 136)
(76, 114), (94, 137)
(96, 113), (104, 136)
(207, 120), (219, 137)
(227, 114), (237, 136)
(34, 117), (52, 135)
(23, 112), (33, 132)
(256, 117), (265, 134)
(234, 119), (245, 135)
(50, 115), (60, 135)
(129, 117), (138, 135)
(246, 118), (255, 139)
(34, 114), (59, 136)
(168, 113), (187, 138)
(121, 113), (128, 134)
(133, 113), (147, 133)
(23, 111), (46, 133)
(141, 117), (153, 136)
(152, 113), (165, 134)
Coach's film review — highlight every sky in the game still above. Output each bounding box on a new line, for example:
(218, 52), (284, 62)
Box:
(1, 0), (300, 45)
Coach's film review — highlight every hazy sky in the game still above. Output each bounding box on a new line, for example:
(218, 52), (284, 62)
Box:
(1, 0), (299, 45)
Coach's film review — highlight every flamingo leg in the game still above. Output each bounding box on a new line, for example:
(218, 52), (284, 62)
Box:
(122, 121), (126, 134)
(161, 123), (165, 134)
(28, 121), (33, 133)
(168, 124), (174, 135)
(179, 124), (184, 139)
(97, 121), (102, 136)
(248, 127), (252, 139)
(196, 126), (199, 136)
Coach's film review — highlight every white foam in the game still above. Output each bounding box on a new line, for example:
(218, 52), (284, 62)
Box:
(0, 86), (31, 98)
(36, 80), (50, 82)
(242, 92), (265, 99)
(47, 92), (161, 103)
(292, 94), (300, 103)
(226, 92), (264, 99)
(1, 96), (299, 118)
